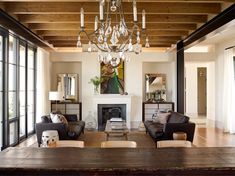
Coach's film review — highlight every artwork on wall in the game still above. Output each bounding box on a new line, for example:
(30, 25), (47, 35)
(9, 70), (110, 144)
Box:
(100, 62), (124, 94)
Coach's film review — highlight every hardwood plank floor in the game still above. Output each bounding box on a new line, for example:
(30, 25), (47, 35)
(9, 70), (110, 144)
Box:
(16, 127), (235, 148)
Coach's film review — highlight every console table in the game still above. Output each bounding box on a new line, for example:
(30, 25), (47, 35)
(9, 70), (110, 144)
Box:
(51, 102), (82, 120)
(142, 102), (174, 121)
(1, 147), (235, 175)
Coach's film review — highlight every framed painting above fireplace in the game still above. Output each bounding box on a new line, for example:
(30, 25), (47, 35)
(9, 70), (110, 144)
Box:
(100, 61), (124, 94)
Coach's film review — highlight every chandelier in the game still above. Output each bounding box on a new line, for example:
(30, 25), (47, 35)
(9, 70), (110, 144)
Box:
(77, 0), (150, 67)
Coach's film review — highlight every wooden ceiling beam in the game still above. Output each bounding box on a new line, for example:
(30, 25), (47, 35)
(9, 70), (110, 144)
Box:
(52, 43), (172, 47)
(28, 23), (197, 30)
(43, 35), (182, 41)
(0, 0), (234, 2)
(4, 2), (221, 14)
(37, 30), (188, 36)
(18, 14), (207, 23)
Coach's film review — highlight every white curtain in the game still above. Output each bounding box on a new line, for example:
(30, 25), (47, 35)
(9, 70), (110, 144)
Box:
(222, 48), (235, 133)
(36, 48), (51, 122)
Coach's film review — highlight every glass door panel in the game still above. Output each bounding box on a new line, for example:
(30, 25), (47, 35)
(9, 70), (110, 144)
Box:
(27, 47), (35, 134)
(8, 35), (18, 146)
(9, 121), (18, 145)
(0, 35), (3, 150)
(19, 44), (26, 138)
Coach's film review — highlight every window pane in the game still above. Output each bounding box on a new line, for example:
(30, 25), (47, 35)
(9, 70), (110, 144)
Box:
(20, 45), (26, 67)
(0, 92), (2, 149)
(9, 35), (16, 64)
(9, 64), (16, 91)
(27, 91), (34, 107)
(9, 122), (18, 145)
(20, 67), (25, 91)
(0, 62), (2, 91)
(19, 91), (25, 116)
(8, 92), (16, 119)
(0, 36), (2, 61)
(27, 113), (34, 133)
(28, 48), (34, 69)
(20, 116), (26, 137)
(28, 69), (34, 91)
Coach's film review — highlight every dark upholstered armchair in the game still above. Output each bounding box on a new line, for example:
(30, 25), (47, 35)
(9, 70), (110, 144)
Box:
(144, 112), (196, 143)
(35, 114), (85, 146)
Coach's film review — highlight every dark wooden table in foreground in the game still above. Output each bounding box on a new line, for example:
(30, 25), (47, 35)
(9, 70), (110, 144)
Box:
(1, 147), (235, 176)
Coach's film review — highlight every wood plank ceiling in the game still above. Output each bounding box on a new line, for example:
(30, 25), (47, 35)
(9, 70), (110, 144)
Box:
(0, 0), (234, 50)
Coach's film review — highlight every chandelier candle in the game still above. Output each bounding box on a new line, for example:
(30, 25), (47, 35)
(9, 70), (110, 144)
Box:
(142, 10), (146, 29)
(133, 0), (138, 22)
(80, 8), (84, 28)
(99, 2), (104, 21)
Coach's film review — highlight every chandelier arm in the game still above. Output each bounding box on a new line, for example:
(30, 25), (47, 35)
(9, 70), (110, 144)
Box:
(80, 30), (106, 52)
(117, 24), (136, 51)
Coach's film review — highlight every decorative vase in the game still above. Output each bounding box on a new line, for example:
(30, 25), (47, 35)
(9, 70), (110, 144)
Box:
(85, 111), (97, 131)
(94, 85), (99, 95)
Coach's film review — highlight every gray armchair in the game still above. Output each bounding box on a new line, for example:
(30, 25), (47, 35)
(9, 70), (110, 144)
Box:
(35, 114), (85, 146)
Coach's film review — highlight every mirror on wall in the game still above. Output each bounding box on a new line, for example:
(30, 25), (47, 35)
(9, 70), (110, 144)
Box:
(145, 73), (166, 102)
(57, 74), (78, 101)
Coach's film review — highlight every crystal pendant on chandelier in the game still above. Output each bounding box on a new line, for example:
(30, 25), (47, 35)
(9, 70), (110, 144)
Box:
(110, 0), (117, 12)
(88, 41), (92, 53)
(110, 26), (119, 45)
(110, 57), (120, 67)
(134, 43), (142, 54)
(98, 54), (104, 63)
(77, 0), (149, 67)
(128, 39), (133, 52)
(145, 37), (150, 48)
(76, 35), (82, 47)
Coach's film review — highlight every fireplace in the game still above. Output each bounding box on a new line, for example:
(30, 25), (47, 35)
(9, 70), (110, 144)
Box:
(98, 104), (126, 131)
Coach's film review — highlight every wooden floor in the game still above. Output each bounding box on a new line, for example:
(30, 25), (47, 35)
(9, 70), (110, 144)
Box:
(16, 127), (235, 148)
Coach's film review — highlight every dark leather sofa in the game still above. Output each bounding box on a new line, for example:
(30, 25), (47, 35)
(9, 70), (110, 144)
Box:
(36, 114), (85, 146)
(144, 112), (195, 143)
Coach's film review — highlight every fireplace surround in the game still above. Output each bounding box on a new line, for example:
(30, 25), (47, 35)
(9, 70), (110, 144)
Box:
(98, 104), (126, 131)
(93, 94), (133, 129)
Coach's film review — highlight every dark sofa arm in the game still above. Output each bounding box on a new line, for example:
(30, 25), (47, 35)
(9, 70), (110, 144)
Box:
(163, 122), (196, 142)
(35, 123), (69, 146)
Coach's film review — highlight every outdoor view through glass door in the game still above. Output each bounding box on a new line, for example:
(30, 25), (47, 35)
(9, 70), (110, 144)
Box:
(0, 35), (3, 149)
(8, 35), (18, 145)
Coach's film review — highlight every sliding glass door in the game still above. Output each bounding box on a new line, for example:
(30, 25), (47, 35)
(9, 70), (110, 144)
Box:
(0, 35), (3, 149)
(19, 43), (26, 138)
(27, 47), (36, 134)
(8, 35), (18, 145)
(0, 28), (37, 150)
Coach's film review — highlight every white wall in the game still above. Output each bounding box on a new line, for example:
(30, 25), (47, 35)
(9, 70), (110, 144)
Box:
(184, 61), (215, 123)
(36, 48), (51, 122)
(50, 51), (176, 128)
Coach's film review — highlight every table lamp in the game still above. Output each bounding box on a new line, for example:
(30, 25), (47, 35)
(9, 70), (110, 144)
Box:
(49, 91), (63, 111)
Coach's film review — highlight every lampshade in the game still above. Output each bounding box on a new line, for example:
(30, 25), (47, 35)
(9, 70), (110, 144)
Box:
(49, 91), (63, 101)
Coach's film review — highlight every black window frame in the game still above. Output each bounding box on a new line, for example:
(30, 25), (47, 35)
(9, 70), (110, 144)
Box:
(0, 26), (37, 150)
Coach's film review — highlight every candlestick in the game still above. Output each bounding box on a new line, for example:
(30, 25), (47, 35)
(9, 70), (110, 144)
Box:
(133, 0), (137, 22)
(80, 8), (84, 28)
(99, 2), (104, 21)
(142, 10), (146, 29)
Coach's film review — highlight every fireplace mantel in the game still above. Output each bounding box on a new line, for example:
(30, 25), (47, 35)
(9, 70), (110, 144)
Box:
(93, 94), (133, 129)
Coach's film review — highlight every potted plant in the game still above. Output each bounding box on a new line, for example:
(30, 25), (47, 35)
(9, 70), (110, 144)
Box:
(89, 76), (103, 94)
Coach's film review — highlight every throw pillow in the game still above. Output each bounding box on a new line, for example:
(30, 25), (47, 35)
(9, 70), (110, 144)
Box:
(50, 113), (68, 125)
(153, 112), (171, 124)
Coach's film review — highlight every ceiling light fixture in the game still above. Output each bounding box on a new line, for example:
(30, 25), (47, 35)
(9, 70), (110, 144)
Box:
(77, 0), (149, 67)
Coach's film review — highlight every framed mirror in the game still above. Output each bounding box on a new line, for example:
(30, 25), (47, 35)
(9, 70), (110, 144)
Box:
(57, 74), (78, 101)
(145, 73), (166, 102)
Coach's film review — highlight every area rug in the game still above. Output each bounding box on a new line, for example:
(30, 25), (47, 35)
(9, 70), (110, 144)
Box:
(21, 131), (156, 148)
(78, 131), (155, 148)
